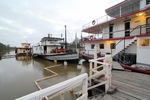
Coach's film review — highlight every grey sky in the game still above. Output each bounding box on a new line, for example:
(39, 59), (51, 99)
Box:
(0, 0), (121, 47)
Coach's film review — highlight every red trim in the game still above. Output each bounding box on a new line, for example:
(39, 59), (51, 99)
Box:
(81, 53), (103, 62)
(81, 53), (93, 59)
(82, 36), (134, 43)
(136, 33), (150, 37)
(121, 64), (150, 75)
(82, 34), (150, 43)
(82, 7), (150, 33)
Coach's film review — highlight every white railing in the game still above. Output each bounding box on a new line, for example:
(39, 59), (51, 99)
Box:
(16, 73), (88, 100)
(82, 1), (141, 30)
(88, 55), (112, 92)
(82, 15), (114, 30)
(112, 37), (137, 56)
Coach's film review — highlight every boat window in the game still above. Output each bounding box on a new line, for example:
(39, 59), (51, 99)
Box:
(114, 25), (119, 31)
(91, 44), (95, 49)
(146, 0), (150, 5)
(110, 43), (116, 49)
(99, 44), (104, 49)
(40, 46), (42, 50)
(140, 38), (150, 46)
(103, 27), (108, 33)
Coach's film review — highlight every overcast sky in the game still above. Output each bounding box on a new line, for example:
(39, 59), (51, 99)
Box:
(0, 0), (122, 47)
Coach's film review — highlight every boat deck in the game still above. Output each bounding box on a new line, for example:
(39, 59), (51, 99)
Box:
(94, 70), (150, 100)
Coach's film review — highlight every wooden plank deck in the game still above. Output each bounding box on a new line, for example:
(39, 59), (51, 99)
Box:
(94, 70), (150, 100)
(111, 70), (150, 100)
(112, 61), (125, 70)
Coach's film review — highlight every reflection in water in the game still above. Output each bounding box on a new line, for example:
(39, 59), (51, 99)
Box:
(0, 50), (15, 56)
(16, 56), (32, 65)
(0, 55), (89, 100)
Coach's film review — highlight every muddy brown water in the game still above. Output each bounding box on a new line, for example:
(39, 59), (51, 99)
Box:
(0, 51), (89, 100)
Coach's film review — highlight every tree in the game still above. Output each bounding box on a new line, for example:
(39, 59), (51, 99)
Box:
(0, 43), (7, 51)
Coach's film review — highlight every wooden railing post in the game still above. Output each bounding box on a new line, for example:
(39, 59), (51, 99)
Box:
(94, 50), (97, 68)
(105, 64), (109, 93)
(140, 25), (142, 35)
(60, 93), (64, 100)
(82, 77), (88, 100)
(89, 55), (112, 93)
(16, 73), (88, 100)
(89, 61), (93, 86)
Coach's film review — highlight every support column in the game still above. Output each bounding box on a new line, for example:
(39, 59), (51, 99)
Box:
(120, 6), (122, 17)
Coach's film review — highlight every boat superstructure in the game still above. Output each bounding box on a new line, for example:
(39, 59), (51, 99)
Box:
(33, 34), (79, 61)
(15, 43), (32, 56)
(81, 0), (150, 66)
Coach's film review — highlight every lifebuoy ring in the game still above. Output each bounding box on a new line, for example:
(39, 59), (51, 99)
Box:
(92, 20), (96, 25)
(90, 35), (93, 40)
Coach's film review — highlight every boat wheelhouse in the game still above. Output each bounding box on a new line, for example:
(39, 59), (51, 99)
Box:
(32, 34), (79, 62)
(81, 0), (150, 66)
(15, 43), (32, 56)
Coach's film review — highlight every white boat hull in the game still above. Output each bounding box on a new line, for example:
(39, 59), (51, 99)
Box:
(33, 53), (79, 61)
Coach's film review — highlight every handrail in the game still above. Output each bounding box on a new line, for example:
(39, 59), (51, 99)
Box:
(16, 73), (88, 100)
(115, 25), (140, 46)
(111, 25), (141, 56)
(82, 25), (141, 42)
(88, 55), (112, 92)
(82, 1), (140, 30)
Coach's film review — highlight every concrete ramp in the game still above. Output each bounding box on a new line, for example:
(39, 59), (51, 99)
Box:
(112, 61), (124, 70)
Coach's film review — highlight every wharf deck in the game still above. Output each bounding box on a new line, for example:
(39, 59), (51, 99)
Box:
(94, 70), (150, 100)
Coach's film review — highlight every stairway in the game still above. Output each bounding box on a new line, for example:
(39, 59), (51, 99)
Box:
(113, 37), (137, 57)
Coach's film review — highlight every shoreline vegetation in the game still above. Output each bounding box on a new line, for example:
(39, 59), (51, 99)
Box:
(0, 42), (15, 56)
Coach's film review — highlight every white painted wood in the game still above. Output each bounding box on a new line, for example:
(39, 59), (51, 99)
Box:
(89, 56), (112, 93)
(16, 73), (88, 100)
(113, 37), (137, 56)
(137, 37), (150, 65)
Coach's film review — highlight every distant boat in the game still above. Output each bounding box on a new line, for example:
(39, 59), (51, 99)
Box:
(15, 43), (32, 56)
(32, 26), (79, 62)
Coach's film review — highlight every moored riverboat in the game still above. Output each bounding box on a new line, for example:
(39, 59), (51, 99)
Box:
(15, 43), (32, 56)
(32, 26), (79, 62)
(81, 0), (150, 73)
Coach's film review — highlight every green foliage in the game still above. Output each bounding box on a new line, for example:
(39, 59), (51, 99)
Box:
(0, 43), (10, 52)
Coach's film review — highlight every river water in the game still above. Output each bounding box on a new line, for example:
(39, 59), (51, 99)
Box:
(0, 51), (89, 100)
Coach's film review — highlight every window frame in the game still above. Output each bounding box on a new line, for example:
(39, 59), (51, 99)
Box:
(110, 43), (116, 49)
(91, 44), (95, 49)
(140, 38), (150, 47)
(99, 44), (104, 49)
(146, 0), (150, 5)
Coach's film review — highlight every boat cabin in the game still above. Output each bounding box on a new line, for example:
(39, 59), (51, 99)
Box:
(32, 35), (65, 55)
(82, 0), (150, 65)
(15, 43), (32, 56)
(32, 34), (79, 61)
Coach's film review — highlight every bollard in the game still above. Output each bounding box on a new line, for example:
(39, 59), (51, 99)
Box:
(64, 61), (67, 66)
(54, 59), (57, 63)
